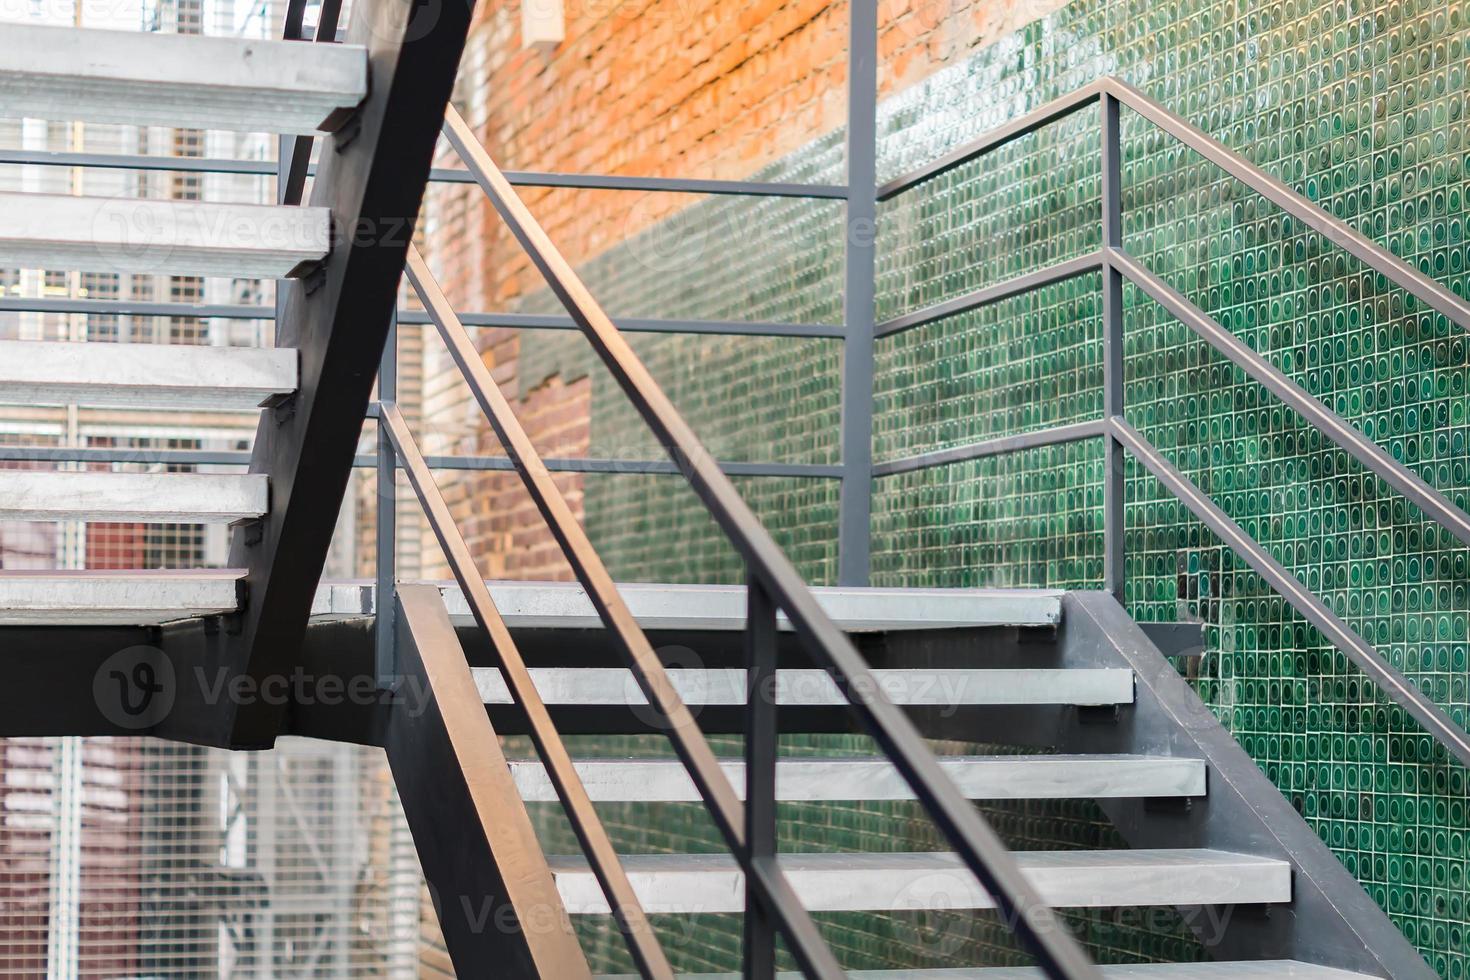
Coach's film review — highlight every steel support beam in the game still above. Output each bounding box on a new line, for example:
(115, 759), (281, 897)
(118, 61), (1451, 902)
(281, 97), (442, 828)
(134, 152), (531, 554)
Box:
(837, 0), (878, 586)
(375, 313), (397, 684)
(1059, 593), (1435, 980)
(1099, 92), (1126, 600)
(158, 0), (475, 747)
(385, 584), (592, 978)
(742, 575), (779, 979)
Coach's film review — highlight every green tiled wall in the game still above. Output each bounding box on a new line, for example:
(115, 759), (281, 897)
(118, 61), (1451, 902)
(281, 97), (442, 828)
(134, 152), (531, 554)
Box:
(510, 0), (1469, 974)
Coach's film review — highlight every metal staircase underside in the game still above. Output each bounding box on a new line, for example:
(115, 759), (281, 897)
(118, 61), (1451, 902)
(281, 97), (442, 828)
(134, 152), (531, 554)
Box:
(0, 8), (1454, 980)
(0, 574), (1435, 978)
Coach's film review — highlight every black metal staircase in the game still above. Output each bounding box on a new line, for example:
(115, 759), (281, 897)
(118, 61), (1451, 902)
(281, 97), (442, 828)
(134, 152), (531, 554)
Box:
(0, 4), (1465, 978)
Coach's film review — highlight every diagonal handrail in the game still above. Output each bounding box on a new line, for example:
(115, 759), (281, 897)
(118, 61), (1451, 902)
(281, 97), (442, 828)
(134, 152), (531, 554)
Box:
(880, 76), (1470, 335)
(877, 76), (1470, 770)
(1106, 246), (1470, 551)
(1106, 78), (1470, 332)
(387, 582), (595, 977)
(378, 401), (675, 980)
(402, 245), (849, 978)
(432, 106), (1102, 979)
(1109, 414), (1470, 767)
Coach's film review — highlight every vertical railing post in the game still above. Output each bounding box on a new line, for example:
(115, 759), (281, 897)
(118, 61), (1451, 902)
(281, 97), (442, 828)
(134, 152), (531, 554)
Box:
(376, 310), (399, 685)
(838, 0), (878, 587)
(742, 574), (779, 979)
(1099, 93), (1126, 600)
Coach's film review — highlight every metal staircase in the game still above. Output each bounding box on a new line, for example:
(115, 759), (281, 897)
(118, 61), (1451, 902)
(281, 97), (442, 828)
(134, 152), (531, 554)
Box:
(0, 24), (350, 624)
(0, 5), (1460, 980)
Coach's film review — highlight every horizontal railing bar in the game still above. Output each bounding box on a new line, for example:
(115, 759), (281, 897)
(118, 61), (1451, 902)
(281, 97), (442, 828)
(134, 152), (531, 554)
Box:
(444, 101), (1100, 980)
(0, 297), (272, 319)
(398, 309), (847, 339)
(497, 171), (849, 199)
(0, 444), (834, 478)
(875, 251), (1104, 337)
(0, 297), (840, 340)
(873, 419), (1107, 476)
(0, 446), (252, 466)
(353, 451), (842, 478)
(1106, 78), (1470, 333)
(0, 148), (284, 176)
(1110, 247), (1470, 550)
(0, 148), (845, 199)
(406, 241), (762, 904)
(440, 113), (866, 979)
(1111, 415), (1470, 769)
(876, 80), (1107, 201)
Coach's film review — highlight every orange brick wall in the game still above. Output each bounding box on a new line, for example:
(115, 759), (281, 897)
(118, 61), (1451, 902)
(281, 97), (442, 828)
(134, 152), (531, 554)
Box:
(413, 0), (1064, 580)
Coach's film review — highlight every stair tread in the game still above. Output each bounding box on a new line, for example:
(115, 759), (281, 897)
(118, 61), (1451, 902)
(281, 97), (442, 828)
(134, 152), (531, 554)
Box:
(475, 666), (1130, 707)
(0, 569), (242, 625)
(0, 471), (267, 523)
(0, 193), (329, 279)
(312, 579), (1063, 630)
(0, 577), (1066, 631)
(548, 848), (1292, 914)
(598, 963), (1378, 979)
(0, 22), (366, 134)
(0, 340), (296, 410)
(509, 754), (1201, 801)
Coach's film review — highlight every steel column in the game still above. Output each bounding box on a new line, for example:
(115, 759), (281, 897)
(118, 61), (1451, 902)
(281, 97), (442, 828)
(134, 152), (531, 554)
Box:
(742, 574), (779, 980)
(838, 0), (878, 586)
(181, 0), (476, 748)
(1099, 93), (1126, 600)
(376, 313), (398, 685)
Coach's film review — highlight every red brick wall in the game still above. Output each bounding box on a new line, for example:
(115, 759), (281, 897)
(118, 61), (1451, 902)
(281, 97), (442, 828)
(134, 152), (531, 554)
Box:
(415, 0), (1061, 580)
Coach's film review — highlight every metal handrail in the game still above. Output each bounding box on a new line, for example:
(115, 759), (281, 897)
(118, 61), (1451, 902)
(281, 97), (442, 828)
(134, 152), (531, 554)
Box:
(880, 76), (1470, 333)
(378, 401), (674, 979)
(877, 77), (1470, 768)
(0, 147), (847, 199)
(402, 242), (848, 979)
(429, 104), (1101, 980)
(0, 296), (842, 339)
(1110, 415), (1470, 766)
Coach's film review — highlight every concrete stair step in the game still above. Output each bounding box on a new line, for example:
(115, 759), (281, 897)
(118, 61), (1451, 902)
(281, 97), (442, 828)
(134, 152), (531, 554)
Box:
(549, 848), (1292, 914)
(0, 22), (366, 133)
(0, 569), (242, 625)
(0, 193), (329, 278)
(508, 754), (1204, 802)
(312, 580), (1063, 630)
(0, 471), (267, 523)
(0, 340), (296, 410)
(475, 666), (1132, 707)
